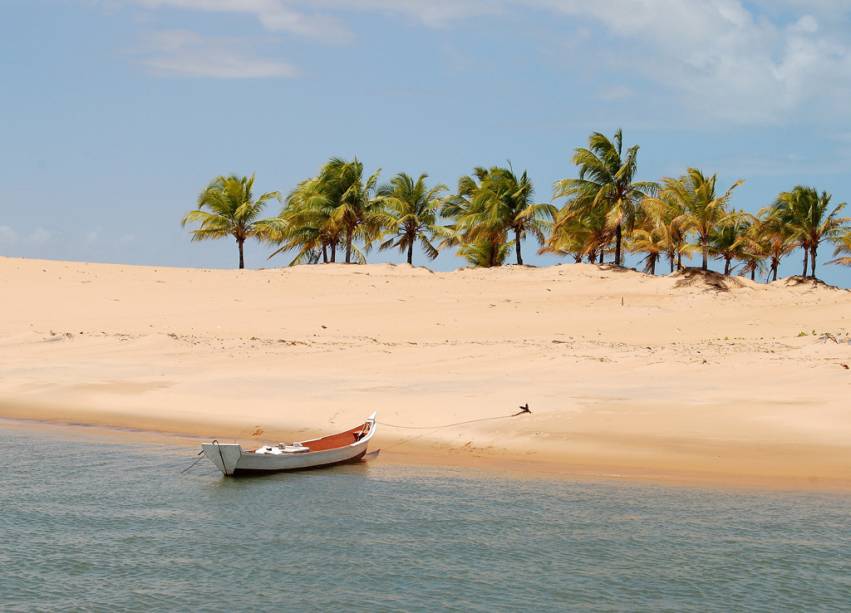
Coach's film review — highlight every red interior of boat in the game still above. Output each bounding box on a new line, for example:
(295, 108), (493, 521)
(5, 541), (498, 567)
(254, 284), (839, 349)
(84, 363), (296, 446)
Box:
(247, 421), (370, 454)
(304, 422), (369, 452)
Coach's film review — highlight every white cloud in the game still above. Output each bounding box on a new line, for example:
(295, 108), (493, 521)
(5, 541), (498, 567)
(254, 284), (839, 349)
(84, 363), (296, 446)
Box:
(138, 30), (297, 78)
(311, 0), (506, 27)
(535, 0), (851, 123)
(130, 0), (352, 42)
(116, 0), (851, 121)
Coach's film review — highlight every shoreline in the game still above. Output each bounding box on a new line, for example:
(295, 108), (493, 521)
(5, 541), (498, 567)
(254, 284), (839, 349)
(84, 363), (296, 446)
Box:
(1, 257), (849, 493)
(2, 409), (849, 493)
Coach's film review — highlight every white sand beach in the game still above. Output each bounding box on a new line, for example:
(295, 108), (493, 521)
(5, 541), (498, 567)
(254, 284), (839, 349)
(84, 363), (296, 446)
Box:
(1, 256), (849, 489)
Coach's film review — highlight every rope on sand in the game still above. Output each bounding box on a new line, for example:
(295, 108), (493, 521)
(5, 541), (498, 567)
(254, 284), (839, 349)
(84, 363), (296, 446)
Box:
(375, 405), (531, 452)
(377, 414), (515, 430)
(377, 403), (531, 430)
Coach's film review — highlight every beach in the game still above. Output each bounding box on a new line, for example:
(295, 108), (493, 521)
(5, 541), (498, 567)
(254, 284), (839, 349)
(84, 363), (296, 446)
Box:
(1, 256), (849, 489)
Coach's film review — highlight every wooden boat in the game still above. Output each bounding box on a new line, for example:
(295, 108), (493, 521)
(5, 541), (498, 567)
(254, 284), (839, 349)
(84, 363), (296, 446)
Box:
(201, 413), (377, 476)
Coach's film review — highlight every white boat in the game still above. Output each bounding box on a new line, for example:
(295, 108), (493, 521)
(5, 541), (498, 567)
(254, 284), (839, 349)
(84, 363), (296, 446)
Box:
(201, 413), (378, 476)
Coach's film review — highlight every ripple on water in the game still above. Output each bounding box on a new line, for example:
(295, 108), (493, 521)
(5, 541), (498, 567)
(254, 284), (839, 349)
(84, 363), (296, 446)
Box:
(0, 429), (849, 611)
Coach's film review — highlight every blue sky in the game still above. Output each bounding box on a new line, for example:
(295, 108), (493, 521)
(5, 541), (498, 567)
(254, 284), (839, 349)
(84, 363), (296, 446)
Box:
(2, 0), (850, 286)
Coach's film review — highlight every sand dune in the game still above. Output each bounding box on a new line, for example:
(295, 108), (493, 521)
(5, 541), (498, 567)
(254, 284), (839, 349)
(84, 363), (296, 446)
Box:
(1, 256), (849, 489)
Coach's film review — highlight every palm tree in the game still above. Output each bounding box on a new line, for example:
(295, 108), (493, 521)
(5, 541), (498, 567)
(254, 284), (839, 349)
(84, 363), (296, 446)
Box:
(322, 157), (383, 264)
(755, 208), (796, 281)
(554, 129), (656, 267)
(268, 177), (341, 265)
(628, 227), (667, 275)
(735, 218), (771, 281)
(182, 174), (281, 269)
(829, 229), (851, 266)
(541, 209), (600, 263)
(445, 166), (554, 266)
(486, 167), (555, 265)
(376, 173), (446, 265)
(710, 212), (752, 276)
(641, 191), (693, 272)
(658, 169), (743, 271)
(459, 237), (511, 268)
(774, 186), (847, 278)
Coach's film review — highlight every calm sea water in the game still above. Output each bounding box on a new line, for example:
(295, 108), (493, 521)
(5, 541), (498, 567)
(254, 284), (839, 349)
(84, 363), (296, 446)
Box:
(1, 427), (849, 612)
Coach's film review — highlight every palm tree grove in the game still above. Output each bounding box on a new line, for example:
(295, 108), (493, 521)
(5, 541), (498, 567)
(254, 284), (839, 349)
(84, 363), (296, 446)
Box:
(182, 129), (851, 281)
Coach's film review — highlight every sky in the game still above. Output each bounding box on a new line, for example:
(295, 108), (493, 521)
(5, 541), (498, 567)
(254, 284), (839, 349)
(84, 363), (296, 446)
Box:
(2, 0), (851, 286)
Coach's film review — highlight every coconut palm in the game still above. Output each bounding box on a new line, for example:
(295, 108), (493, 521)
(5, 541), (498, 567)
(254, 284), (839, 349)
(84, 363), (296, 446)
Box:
(554, 129), (656, 267)
(440, 168), (496, 265)
(459, 237), (511, 268)
(829, 229), (851, 266)
(755, 208), (797, 281)
(734, 218), (771, 281)
(710, 212), (752, 276)
(657, 169), (743, 271)
(182, 174), (281, 269)
(322, 157), (383, 264)
(445, 166), (554, 266)
(268, 176), (342, 265)
(628, 226), (667, 275)
(551, 206), (613, 264)
(774, 186), (847, 278)
(485, 167), (555, 265)
(641, 191), (693, 272)
(376, 173), (447, 265)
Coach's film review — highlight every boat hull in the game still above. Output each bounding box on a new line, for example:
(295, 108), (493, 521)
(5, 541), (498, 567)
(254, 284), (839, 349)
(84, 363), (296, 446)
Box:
(231, 450), (367, 475)
(201, 414), (377, 476)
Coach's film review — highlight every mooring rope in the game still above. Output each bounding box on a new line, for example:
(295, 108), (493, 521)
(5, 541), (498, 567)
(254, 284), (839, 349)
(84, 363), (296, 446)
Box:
(375, 409), (530, 453)
(179, 448), (206, 474)
(376, 414), (516, 430)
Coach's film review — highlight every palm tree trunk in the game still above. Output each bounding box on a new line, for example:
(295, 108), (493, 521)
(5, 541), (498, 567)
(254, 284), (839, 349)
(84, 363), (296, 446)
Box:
(772, 258), (779, 281)
(750, 267), (755, 281)
(702, 236), (708, 271)
(345, 230), (353, 264)
(237, 237), (245, 270)
(650, 256), (656, 275)
(514, 228), (523, 265)
(810, 244), (818, 279)
(724, 257), (731, 276)
(407, 236), (414, 265)
(676, 246), (683, 271)
(330, 242), (337, 263)
(322, 244), (328, 264)
(615, 224), (622, 266)
(802, 248), (808, 277)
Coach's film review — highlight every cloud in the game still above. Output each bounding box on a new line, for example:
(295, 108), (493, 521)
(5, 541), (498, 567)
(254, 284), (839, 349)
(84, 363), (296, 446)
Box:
(311, 0), (506, 27)
(129, 0), (352, 42)
(138, 30), (297, 78)
(535, 0), (851, 123)
(115, 0), (851, 121)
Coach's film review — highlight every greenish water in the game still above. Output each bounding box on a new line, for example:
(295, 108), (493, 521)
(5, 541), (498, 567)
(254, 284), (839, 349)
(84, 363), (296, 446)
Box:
(1, 427), (849, 612)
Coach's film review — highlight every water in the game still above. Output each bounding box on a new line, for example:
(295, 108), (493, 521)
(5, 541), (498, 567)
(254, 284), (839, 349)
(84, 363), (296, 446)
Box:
(1, 427), (849, 612)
